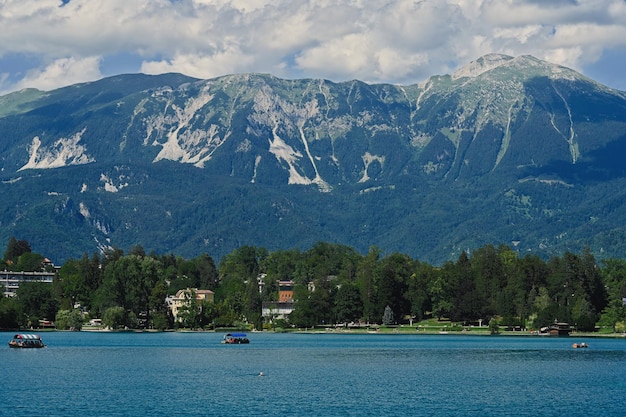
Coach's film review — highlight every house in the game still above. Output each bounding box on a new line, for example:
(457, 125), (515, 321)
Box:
(539, 320), (572, 336)
(0, 270), (55, 297)
(278, 280), (294, 302)
(547, 321), (571, 336)
(262, 280), (296, 321)
(166, 288), (214, 322)
(262, 301), (296, 321)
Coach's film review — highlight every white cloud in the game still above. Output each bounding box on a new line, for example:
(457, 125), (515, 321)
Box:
(141, 44), (256, 80)
(12, 56), (103, 92)
(1, 0), (626, 92)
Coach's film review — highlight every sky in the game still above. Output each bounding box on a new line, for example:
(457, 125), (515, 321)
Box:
(1, 0), (626, 95)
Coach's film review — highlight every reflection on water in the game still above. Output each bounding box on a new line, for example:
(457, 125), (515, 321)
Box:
(2, 332), (625, 416)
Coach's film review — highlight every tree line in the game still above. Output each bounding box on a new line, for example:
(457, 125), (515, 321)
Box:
(1, 238), (626, 332)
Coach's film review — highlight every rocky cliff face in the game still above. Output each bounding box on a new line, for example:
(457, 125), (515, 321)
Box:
(2, 55), (626, 264)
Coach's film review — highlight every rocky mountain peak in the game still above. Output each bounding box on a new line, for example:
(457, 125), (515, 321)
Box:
(451, 53), (514, 80)
(451, 54), (589, 86)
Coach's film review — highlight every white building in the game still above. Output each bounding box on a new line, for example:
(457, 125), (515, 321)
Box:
(165, 288), (214, 322)
(0, 270), (55, 297)
(261, 280), (296, 321)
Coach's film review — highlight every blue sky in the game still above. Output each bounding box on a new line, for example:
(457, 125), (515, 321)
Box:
(1, 0), (626, 94)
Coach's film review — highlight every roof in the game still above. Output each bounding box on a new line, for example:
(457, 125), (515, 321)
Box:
(13, 334), (42, 340)
(173, 288), (215, 299)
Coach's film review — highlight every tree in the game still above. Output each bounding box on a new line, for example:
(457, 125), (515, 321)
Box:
(217, 246), (262, 325)
(429, 260), (457, 320)
(597, 300), (626, 333)
(356, 246), (380, 323)
(15, 252), (45, 272)
(448, 251), (478, 321)
(2, 240), (621, 333)
(406, 263), (434, 323)
(504, 254), (545, 327)
(375, 253), (411, 322)
(601, 259), (626, 303)
(289, 297), (316, 328)
(471, 244), (505, 315)
(382, 305), (395, 325)
(198, 301), (218, 329)
(152, 311), (170, 331)
(102, 306), (127, 330)
(16, 282), (59, 326)
(598, 258), (626, 332)
(177, 289), (200, 329)
(263, 249), (303, 283)
(3, 237), (32, 263)
(99, 256), (139, 312)
(305, 242), (359, 280)
(128, 244), (146, 258)
(244, 277), (262, 329)
(178, 289), (219, 329)
(219, 246), (261, 283)
(489, 318), (499, 335)
(57, 259), (84, 309)
(309, 277), (336, 325)
(81, 252), (104, 310)
(580, 247), (607, 315)
(571, 292), (596, 331)
(132, 256), (162, 328)
(334, 283), (363, 323)
(150, 279), (170, 330)
(0, 296), (20, 329)
(55, 309), (84, 330)
(101, 247), (124, 271)
(193, 254), (219, 290)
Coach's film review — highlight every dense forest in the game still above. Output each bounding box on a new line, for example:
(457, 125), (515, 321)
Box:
(1, 238), (626, 333)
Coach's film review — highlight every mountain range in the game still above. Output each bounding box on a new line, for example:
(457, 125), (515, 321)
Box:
(2, 53), (626, 265)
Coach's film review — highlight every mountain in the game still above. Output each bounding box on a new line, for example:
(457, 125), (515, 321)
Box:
(2, 54), (626, 265)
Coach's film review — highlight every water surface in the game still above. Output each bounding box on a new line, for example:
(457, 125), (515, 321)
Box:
(2, 332), (624, 416)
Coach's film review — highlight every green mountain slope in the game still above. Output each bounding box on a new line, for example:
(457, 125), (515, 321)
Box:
(2, 54), (626, 264)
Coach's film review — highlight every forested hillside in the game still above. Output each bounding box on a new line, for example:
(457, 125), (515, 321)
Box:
(2, 55), (626, 264)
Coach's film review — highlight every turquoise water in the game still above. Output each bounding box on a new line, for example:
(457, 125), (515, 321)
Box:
(1, 332), (625, 416)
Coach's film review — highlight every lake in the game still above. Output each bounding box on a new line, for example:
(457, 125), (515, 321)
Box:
(1, 331), (625, 416)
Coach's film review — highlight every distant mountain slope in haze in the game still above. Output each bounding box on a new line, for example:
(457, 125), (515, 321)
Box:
(2, 54), (626, 264)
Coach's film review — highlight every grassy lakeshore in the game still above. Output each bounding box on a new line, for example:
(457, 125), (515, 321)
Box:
(290, 326), (626, 338)
(11, 318), (626, 338)
(283, 318), (626, 338)
(10, 326), (626, 338)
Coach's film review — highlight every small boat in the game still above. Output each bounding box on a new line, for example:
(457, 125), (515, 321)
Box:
(8, 334), (45, 348)
(572, 342), (588, 349)
(221, 333), (250, 344)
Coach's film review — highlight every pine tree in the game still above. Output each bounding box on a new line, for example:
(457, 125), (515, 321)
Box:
(382, 305), (395, 325)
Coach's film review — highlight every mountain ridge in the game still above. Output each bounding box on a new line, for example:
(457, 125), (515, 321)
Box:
(2, 54), (626, 264)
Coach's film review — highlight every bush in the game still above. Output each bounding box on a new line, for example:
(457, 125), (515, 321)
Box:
(152, 312), (169, 331)
(55, 309), (84, 330)
(489, 318), (500, 335)
(102, 306), (126, 329)
(273, 318), (289, 329)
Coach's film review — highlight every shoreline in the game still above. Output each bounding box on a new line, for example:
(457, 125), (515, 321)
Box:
(291, 329), (626, 338)
(5, 326), (625, 338)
